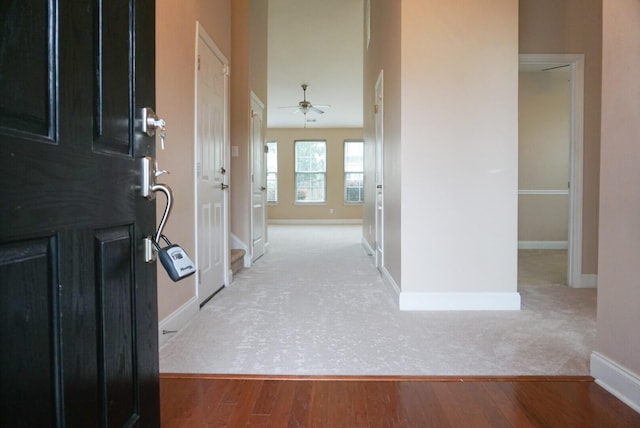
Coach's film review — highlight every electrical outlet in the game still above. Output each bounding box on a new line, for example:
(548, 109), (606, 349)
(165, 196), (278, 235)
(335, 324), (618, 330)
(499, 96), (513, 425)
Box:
(329, 208), (334, 214)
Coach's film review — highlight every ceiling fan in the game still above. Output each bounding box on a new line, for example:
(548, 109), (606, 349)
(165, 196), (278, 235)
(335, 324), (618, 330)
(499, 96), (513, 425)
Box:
(279, 84), (330, 116)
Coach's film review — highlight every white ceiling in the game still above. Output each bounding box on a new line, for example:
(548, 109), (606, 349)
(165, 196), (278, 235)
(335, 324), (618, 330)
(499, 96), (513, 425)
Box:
(267, 0), (364, 129)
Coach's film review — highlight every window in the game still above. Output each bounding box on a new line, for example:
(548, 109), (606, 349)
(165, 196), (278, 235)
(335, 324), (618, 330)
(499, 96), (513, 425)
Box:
(295, 140), (326, 203)
(344, 140), (364, 204)
(266, 141), (278, 203)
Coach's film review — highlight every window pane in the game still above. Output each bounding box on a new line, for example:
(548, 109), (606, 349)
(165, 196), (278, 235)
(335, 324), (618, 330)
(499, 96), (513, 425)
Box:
(266, 142), (277, 172)
(295, 141), (326, 172)
(267, 172), (277, 203)
(345, 172), (364, 203)
(344, 141), (364, 172)
(296, 173), (325, 203)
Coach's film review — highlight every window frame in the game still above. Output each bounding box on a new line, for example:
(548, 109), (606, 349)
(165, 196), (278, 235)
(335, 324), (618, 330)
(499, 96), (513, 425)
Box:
(343, 140), (364, 205)
(266, 141), (278, 204)
(294, 140), (327, 205)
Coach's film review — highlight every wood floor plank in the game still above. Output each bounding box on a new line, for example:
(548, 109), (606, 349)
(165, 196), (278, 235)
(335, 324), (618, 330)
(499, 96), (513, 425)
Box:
(159, 376), (640, 427)
(287, 380), (313, 428)
(363, 378), (410, 427)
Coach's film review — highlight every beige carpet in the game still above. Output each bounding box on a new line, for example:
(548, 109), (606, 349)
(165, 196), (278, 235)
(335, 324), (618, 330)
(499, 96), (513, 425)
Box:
(159, 225), (595, 376)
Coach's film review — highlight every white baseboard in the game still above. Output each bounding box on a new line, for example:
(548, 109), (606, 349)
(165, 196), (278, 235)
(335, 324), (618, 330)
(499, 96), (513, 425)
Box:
(268, 219), (363, 225)
(591, 351), (640, 414)
(158, 296), (199, 348)
(382, 266), (400, 295)
(361, 237), (375, 256)
(518, 241), (568, 250)
(399, 292), (521, 311)
(572, 274), (598, 289)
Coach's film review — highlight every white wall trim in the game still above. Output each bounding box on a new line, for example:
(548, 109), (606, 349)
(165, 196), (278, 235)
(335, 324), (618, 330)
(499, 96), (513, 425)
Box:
(519, 54), (584, 289)
(158, 296), (199, 348)
(268, 219), (363, 225)
(518, 189), (569, 195)
(518, 241), (568, 250)
(399, 292), (521, 311)
(574, 273), (598, 289)
(381, 266), (400, 295)
(591, 352), (640, 414)
(361, 236), (375, 256)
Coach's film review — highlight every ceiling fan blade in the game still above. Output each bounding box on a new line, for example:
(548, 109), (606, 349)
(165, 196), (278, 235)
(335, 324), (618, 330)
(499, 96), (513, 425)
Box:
(278, 105), (300, 109)
(312, 104), (331, 109)
(309, 106), (325, 114)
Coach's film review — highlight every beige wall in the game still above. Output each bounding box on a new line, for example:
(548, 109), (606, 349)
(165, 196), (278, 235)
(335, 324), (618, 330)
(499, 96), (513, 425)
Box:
(156, 0), (231, 320)
(519, 0), (602, 273)
(230, 0), (268, 251)
(596, 0), (640, 378)
(399, 0), (519, 296)
(230, 1), (251, 250)
(363, 0), (402, 284)
(518, 71), (570, 242)
(266, 128), (364, 220)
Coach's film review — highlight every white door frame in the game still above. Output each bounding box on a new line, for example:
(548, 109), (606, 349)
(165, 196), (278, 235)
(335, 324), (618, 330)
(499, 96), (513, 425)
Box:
(194, 22), (231, 293)
(519, 54), (585, 288)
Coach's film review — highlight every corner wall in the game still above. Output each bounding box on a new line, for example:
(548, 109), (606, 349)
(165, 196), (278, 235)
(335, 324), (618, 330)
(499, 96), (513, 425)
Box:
(363, 0), (402, 286)
(399, 0), (520, 310)
(593, 0), (640, 412)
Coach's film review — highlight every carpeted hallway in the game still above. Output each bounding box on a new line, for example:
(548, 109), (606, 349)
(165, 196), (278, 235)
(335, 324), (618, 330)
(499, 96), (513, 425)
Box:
(160, 224), (595, 376)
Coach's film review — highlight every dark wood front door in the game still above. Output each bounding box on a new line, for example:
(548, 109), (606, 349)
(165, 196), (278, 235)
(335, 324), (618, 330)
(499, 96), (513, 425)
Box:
(0, 1), (159, 426)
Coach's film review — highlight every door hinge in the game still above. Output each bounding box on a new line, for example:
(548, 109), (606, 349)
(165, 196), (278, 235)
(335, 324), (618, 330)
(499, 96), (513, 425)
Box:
(374, 104), (379, 114)
(198, 270), (202, 284)
(198, 55), (201, 71)
(223, 64), (230, 76)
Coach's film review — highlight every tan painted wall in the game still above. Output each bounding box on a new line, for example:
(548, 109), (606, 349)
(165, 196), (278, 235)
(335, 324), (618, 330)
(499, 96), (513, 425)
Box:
(597, 0), (640, 377)
(156, 0), (231, 320)
(400, 0), (519, 293)
(363, 0), (402, 284)
(266, 128), (364, 220)
(519, 0), (602, 273)
(230, 1), (251, 250)
(518, 71), (570, 242)
(230, 0), (268, 250)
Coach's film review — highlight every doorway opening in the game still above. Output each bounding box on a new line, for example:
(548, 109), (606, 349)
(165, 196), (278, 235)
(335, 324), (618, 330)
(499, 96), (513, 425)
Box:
(518, 54), (585, 288)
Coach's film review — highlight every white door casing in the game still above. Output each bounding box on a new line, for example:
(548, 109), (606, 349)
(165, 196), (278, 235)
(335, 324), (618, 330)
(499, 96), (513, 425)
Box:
(250, 93), (266, 262)
(375, 71), (384, 270)
(519, 54), (585, 288)
(195, 23), (229, 305)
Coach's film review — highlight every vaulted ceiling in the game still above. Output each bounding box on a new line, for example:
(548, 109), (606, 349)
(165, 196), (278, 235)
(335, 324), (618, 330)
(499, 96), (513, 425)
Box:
(267, 0), (364, 129)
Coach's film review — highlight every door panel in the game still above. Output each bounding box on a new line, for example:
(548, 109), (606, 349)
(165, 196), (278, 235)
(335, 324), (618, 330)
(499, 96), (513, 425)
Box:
(375, 72), (384, 270)
(196, 32), (227, 305)
(0, 1), (159, 426)
(0, 238), (58, 427)
(251, 95), (266, 261)
(0, 1), (51, 136)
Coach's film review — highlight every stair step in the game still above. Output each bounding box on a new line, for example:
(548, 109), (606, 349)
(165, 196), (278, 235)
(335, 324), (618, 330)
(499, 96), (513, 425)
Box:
(230, 249), (246, 275)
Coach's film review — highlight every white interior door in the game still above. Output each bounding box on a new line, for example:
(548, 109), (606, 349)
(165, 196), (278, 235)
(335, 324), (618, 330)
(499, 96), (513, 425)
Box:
(375, 71), (384, 270)
(250, 93), (266, 261)
(196, 27), (228, 305)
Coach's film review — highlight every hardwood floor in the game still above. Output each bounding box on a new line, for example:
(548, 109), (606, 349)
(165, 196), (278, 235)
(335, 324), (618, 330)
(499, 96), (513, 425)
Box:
(160, 375), (640, 427)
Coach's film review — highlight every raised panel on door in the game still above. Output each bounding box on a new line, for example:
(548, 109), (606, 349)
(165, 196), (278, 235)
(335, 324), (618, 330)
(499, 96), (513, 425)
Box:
(0, 237), (60, 427)
(0, 1), (159, 426)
